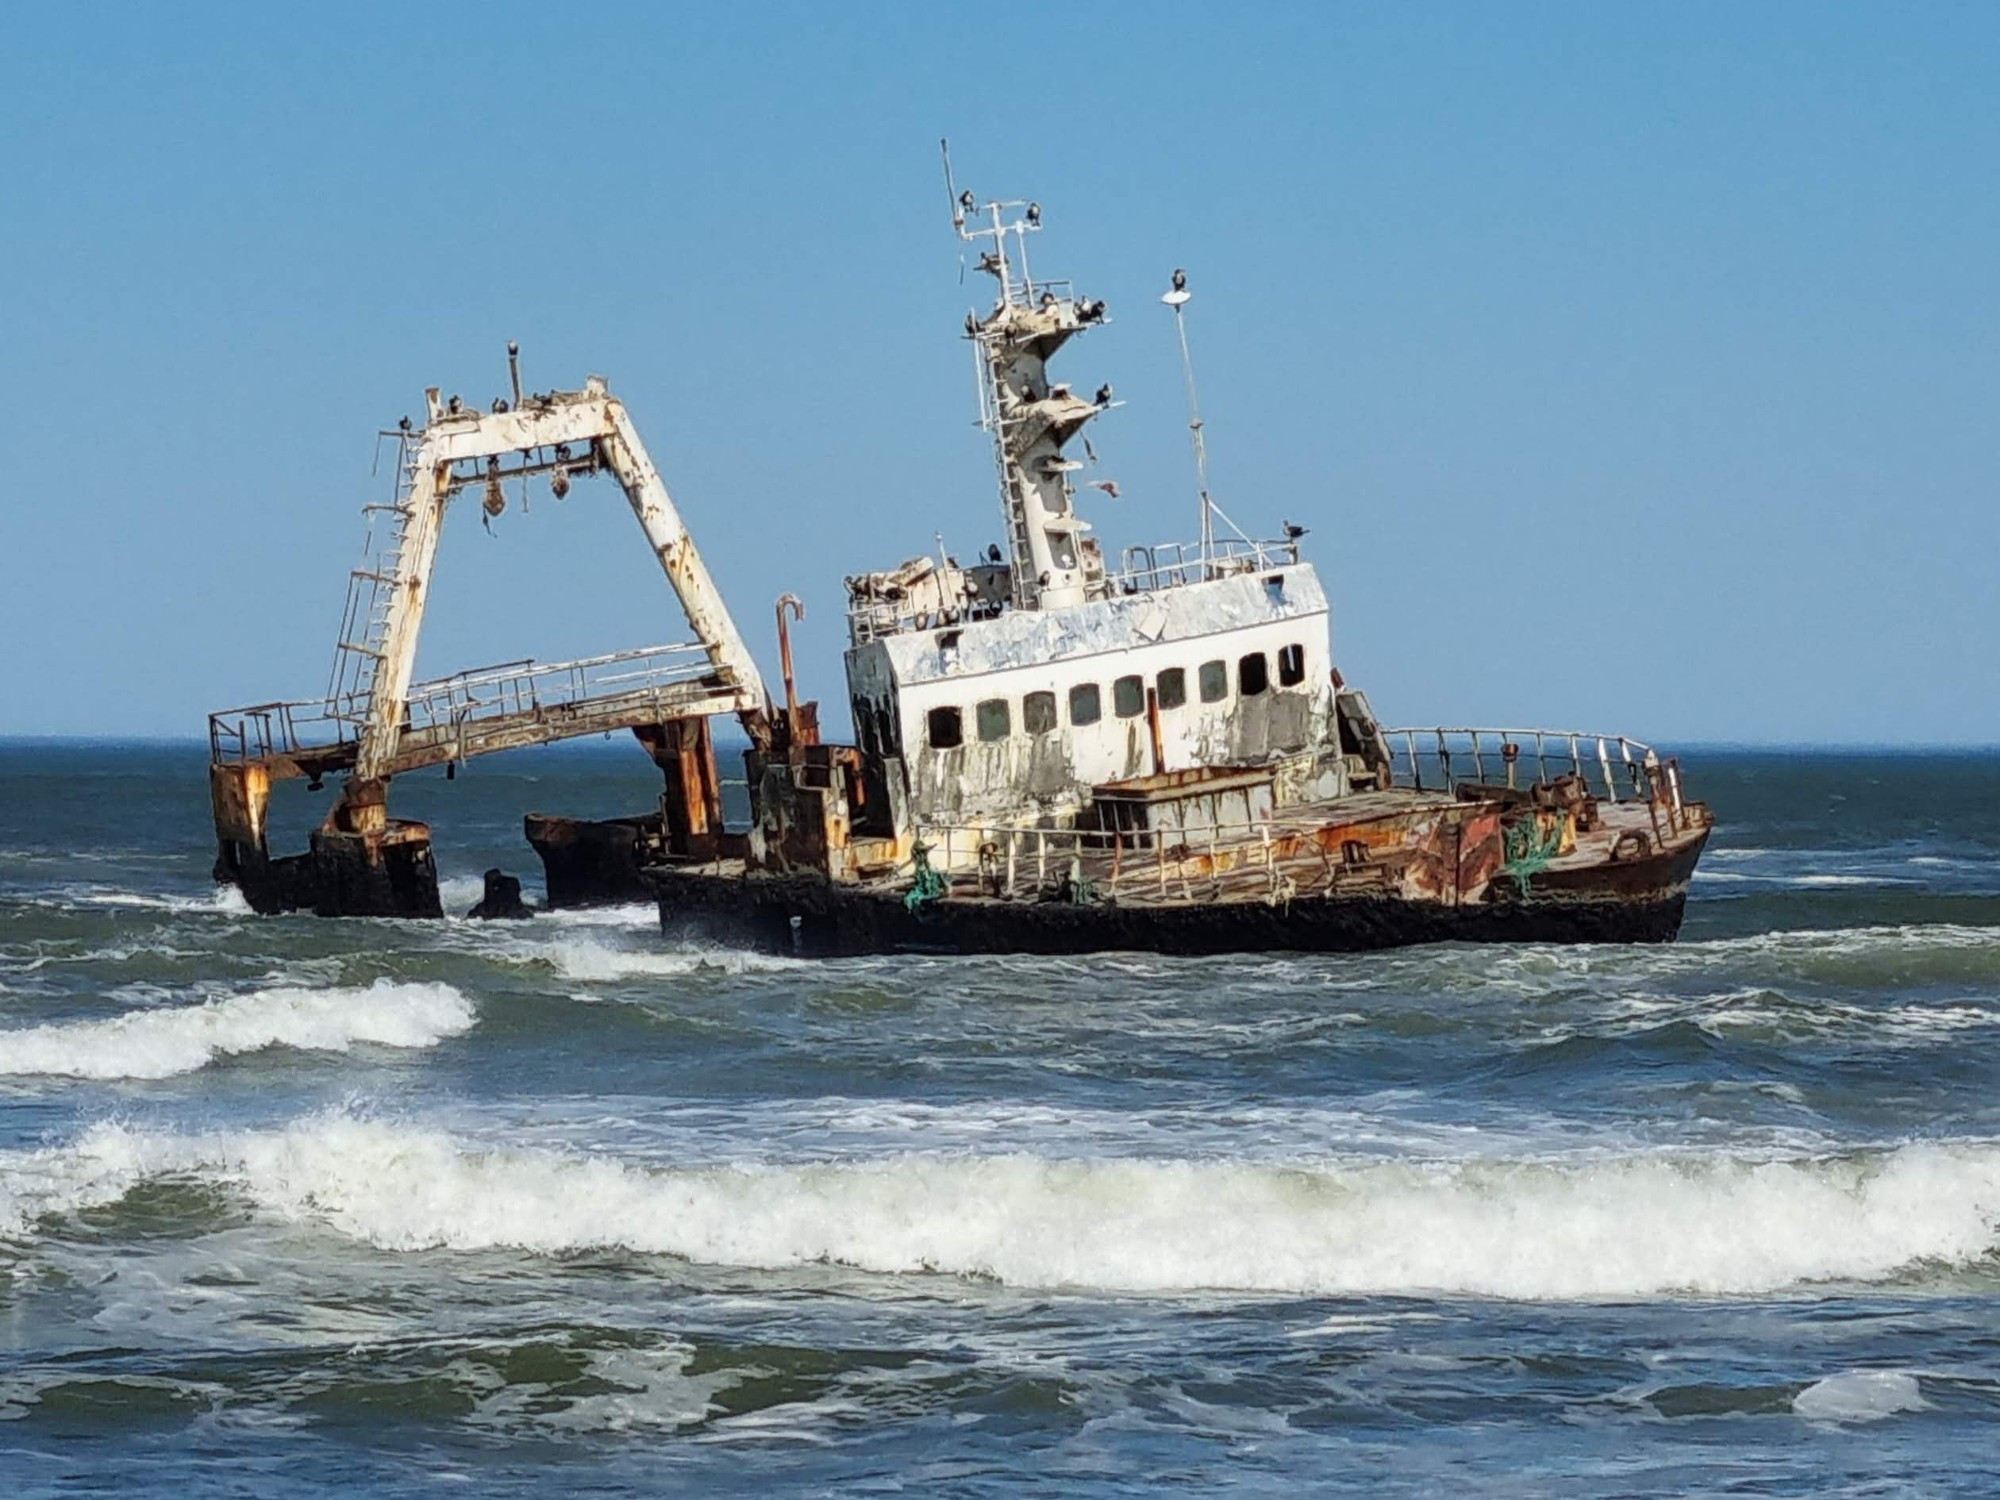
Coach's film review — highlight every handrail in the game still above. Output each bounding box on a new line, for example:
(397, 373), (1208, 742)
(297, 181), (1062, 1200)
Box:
(909, 810), (1321, 904)
(1108, 536), (1302, 595)
(1377, 726), (1657, 804)
(843, 535), (1308, 643)
(208, 641), (714, 765)
(907, 730), (1692, 903)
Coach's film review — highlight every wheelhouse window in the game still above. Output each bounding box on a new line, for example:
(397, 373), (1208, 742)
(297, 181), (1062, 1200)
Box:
(976, 698), (1011, 742)
(1023, 690), (1057, 735)
(1239, 652), (1269, 697)
(1069, 682), (1102, 726)
(1198, 660), (1228, 704)
(1156, 667), (1187, 710)
(1277, 643), (1306, 687)
(1113, 675), (1145, 719)
(927, 706), (963, 749)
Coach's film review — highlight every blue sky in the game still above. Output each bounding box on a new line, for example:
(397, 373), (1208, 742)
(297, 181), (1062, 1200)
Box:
(3, 4), (1995, 744)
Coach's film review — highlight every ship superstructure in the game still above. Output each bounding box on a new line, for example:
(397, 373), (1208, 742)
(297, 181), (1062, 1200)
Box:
(205, 181), (1711, 953)
(840, 191), (1343, 844)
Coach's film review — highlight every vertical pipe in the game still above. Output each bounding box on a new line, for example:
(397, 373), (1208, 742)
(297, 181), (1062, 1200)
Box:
(775, 594), (806, 730)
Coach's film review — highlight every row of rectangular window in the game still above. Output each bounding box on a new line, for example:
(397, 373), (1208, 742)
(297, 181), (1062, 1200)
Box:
(927, 644), (1308, 748)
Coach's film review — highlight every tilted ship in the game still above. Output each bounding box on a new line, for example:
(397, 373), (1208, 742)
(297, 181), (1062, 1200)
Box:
(206, 184), (1711, 953)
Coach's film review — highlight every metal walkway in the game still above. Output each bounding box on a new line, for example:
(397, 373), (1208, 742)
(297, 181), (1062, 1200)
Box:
(209, 643), (752, 780)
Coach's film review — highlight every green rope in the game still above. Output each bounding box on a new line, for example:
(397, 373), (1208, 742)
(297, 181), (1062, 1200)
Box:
(1502, 814), (1566, 897)
(904, 839), (947, 914)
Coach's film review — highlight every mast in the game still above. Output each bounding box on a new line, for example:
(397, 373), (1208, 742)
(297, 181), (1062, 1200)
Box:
(951, 180), (1112, 611)
(1161, 269), (1213, 574)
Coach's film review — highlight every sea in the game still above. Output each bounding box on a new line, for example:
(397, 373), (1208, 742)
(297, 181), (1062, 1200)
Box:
(2, 741), (1998, 1497)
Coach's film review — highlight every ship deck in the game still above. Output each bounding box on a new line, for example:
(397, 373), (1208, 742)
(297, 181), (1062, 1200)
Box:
(652, 784), (1708, 913)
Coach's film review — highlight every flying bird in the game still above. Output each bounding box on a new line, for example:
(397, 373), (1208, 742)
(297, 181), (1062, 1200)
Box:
(1089, 480), (1122, 500)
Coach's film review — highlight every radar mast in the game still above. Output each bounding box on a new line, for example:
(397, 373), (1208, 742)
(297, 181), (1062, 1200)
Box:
(948, 165), (1113, 611)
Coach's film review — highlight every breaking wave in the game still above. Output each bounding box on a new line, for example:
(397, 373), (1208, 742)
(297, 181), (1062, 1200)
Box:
(1792, 1369), (1928, 1424)
(9, 1115), (2000, 1298)
(0, 981), (474, 1081)
(60, 886), (252, 915)
(541, 938), (799, 981)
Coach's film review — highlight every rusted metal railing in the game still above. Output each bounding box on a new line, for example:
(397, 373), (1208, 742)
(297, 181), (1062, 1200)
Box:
(911, 811), (1339, 906)
(399, 644), (713, 739)
(1109, 536), (1303, 594)
(909, 733), (1696, 906)
(209, 642), (713, 766)
(1379, 727), (1656, 804)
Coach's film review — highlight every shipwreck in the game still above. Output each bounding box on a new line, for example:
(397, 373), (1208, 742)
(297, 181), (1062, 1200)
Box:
(206, 184), (1712, 954)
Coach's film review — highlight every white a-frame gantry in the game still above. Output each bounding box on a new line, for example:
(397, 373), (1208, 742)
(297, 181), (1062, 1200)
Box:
(208, 371), (776, 848)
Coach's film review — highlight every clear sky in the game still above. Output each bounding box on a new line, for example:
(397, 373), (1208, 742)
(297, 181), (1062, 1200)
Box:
(3, 4), (1995, 744)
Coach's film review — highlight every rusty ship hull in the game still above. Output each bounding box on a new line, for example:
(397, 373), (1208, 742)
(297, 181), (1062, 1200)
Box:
(643, 837), (1706, 958)
(533, 753), (1713, 957)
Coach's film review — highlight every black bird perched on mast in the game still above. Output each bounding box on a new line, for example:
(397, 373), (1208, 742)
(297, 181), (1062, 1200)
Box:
(1095, 383), (1113, 406)
(1172, 267), (1188, 293)
(1026, 201), (1041, 226)
(959, 189), (976, 216)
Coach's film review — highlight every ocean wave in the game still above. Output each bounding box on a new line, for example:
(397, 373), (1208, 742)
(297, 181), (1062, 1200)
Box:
(11, 1117), (2000, 1298)
(1791, 1369), (1928, 1424)
(540, 903), (659, 929)
(547, 940), (799, 981)
(1512, 923), (2000, 994)
(1698, 990), (2000, 1043)
(59, 886), (252, 916)
(485, 933), (799, 981)
(0, 980), (474, 1081)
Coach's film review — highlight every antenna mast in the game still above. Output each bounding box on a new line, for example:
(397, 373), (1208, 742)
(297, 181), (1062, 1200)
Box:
(1161, 269), (1213, 573)
(946, 164), (1111, 611)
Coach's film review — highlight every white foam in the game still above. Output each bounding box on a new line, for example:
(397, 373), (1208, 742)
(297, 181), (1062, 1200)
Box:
(542, 902), (659, 929)
(1792, 1369), (1927, 1423)
(17, 1117), (2000, 1299)
(473, 1344), (728, 1434)
(0, 980), (474, 1081)
(61, 886), (252, 915)
(543, 938), (797, 981)
(1704, 995), (2000, 1042)
(437, 875), (488, 912)
(0, 1122), (171, 1238)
